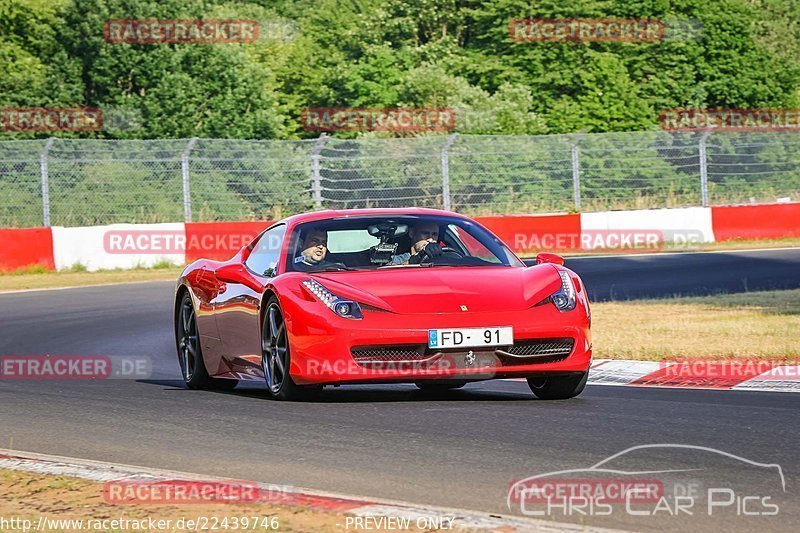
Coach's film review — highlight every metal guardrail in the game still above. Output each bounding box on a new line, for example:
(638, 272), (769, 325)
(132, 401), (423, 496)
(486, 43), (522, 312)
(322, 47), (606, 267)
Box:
(0, 132), (797, 227)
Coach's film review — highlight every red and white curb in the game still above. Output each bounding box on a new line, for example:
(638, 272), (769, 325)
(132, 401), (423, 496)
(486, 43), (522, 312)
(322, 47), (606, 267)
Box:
(0, 449), (625, 533)
(589, 359), (800, 392)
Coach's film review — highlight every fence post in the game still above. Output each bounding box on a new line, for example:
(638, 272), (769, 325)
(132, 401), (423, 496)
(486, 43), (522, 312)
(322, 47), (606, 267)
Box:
(441, 134), (458, 211)
(311, 134), (328, 209)
(571, 133), (585, 211)
(699, 130), (712, 207)
(181, 137), (198, 222)
(39, 137), (55, 227)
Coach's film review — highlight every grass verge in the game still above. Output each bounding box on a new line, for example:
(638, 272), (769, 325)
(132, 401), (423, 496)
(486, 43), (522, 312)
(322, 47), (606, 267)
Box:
(0, 468), (357, 532)
(663, 237), (800, 252)
(0, 265), (183, 292)
(592, 289), (800, 360)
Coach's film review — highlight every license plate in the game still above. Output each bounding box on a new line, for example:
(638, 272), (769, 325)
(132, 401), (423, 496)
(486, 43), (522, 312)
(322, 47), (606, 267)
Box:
(428, 326), (513, 349)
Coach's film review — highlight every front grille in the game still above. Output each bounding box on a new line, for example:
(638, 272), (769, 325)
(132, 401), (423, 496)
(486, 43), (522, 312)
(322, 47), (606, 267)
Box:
(504, 338), (574, 358)
(351, 338), (575, 367)
(351, 345), (426, 363)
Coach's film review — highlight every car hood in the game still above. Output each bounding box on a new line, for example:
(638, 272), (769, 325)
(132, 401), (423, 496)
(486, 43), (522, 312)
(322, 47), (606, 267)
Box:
(311, 265), (562, 314)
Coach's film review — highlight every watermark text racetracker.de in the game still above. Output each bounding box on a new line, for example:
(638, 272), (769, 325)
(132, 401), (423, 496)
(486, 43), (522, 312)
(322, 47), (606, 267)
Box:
(102, 230), (278, 255)
(0, 108), (102, 132)
(104, 19), (259, 44)
(513, 229), (706, 253)
(509, 18), (665, 43)
(661, 108), (800, 132)
(0, 107), (143, 133)
(301, 107), (455, 132)
(103, 480), (289, 505)
(303, 353), (499, 380)
(650, 356), (800, 387)
(0, 355), (151, 380)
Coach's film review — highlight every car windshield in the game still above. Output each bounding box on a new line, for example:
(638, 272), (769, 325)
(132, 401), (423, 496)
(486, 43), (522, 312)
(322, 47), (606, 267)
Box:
(285, 215), (524, 272)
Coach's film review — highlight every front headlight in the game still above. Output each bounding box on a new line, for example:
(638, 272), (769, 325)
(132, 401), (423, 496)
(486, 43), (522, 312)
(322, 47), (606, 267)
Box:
(302, 279), (363, 319)
(551, 270), (576, 312)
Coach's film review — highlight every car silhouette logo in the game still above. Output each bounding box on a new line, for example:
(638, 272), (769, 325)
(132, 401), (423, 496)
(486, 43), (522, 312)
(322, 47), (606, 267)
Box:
(507, 443), (786, 514)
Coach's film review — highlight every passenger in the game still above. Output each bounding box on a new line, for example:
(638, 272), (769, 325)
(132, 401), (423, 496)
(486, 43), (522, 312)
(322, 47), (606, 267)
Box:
(390, 221), (443, 265)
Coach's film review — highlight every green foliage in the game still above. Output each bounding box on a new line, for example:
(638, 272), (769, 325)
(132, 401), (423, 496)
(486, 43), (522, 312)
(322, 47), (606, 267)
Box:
(0, 0), (797, 139)
(0, 0), (799, 226)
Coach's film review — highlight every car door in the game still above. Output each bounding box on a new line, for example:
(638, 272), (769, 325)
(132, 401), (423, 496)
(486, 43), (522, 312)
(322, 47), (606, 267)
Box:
(213, 224), (286, 377)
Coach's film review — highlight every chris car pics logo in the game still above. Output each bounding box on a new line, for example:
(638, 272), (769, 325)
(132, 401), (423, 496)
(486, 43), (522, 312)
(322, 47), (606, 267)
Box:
(508, 444), (785, 518)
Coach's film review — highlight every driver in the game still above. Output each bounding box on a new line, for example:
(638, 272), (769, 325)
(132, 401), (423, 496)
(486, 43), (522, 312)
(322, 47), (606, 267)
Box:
(294, 228), (330, 269)
(390, 221), (443, 265)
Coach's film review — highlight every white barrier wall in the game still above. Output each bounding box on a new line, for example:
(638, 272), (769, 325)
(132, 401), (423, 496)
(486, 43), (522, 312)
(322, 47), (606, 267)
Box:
(52, 223), (186, 272)
(580, 207), (715, 250)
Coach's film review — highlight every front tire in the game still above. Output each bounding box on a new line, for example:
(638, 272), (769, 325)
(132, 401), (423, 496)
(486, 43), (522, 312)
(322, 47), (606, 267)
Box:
(262, 297), (317, 401)
(527, 372), (588, 400)
(176, 291), (237, 391)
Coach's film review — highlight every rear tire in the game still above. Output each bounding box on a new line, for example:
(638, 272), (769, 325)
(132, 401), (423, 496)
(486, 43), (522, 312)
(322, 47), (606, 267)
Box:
(527, 372), (588, 400)
(262, 297), (318, 401)
(176, 291), (238, 391)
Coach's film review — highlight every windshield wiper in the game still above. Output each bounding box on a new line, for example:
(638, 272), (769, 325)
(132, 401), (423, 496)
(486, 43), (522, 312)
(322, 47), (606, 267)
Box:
(377, 262), (437, 269)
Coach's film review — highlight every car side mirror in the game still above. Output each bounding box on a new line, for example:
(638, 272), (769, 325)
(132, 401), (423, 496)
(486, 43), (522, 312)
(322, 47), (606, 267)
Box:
(535, 252), (565, 266)
(215, 264), (264, 292)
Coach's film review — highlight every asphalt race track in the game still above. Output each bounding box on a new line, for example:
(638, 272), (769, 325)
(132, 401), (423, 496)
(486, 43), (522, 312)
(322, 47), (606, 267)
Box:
(1, 248), (799, 531)
(536, 247), (800, 301)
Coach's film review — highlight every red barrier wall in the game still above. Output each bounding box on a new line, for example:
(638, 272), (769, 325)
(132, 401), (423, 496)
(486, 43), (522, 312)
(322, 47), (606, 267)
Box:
(184, 221), (273, 262)
(0, 228), (55, 271)
(711, 203), (800, 241)
(476, 214), (582, 256)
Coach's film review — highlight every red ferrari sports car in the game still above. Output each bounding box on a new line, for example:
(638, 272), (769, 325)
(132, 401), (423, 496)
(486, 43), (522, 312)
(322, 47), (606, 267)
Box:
(174, 208), (591, 400)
